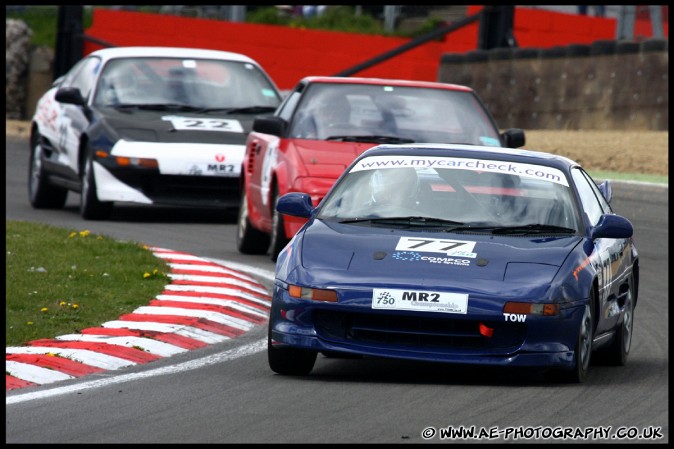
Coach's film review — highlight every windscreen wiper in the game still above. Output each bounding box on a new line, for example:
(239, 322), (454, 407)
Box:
(116, 103), (203, 112)
(339, 216), (464, 227)
(198, 106), (277, 114)
(449, 223), (576, 235)
(491, 224), (577, 235)
(325, 135), (415, 143)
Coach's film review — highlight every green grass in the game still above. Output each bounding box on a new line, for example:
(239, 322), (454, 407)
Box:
(5, 220), (170, 347)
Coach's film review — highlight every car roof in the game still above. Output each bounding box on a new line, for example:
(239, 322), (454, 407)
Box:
(360, 143), (580, 171)
(299, 76), (474, 92)
(88, 46), (261, 65)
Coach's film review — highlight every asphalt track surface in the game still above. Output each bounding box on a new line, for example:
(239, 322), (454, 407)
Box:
(5, 134), (669, 443)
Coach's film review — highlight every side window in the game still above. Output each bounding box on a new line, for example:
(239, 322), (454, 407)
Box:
(67, 56), (103, 101)
(239, 63), (283, 107)
(580, 168), (613, 214)
(570, 167), (605, 226)
(278, 90), (302, 122)
(60, 58), (87, 87)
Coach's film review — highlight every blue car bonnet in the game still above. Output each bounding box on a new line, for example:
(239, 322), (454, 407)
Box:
(298, 220), (582, 285)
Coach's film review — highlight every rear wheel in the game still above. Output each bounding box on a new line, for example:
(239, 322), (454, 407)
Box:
(28, 135), (68, 209)
(268, 184), (290, 262)
(268, 328), (317, 376)
(80, 149), (113, 220)
(236, 189), (269, 254)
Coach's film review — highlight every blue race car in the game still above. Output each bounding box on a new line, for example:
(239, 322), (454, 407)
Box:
(268, 143), (638, 383)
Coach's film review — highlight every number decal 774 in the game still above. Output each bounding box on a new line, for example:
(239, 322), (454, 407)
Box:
(395, 237), (477, 257)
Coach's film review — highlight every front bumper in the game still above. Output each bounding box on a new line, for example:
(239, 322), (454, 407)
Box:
(94, 160), (241, 208)
(269, 282), (585, 369)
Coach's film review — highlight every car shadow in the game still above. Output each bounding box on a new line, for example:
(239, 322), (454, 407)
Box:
(293, 354), (621, 386)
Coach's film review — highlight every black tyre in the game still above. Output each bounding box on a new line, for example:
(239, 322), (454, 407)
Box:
(28, 135), (68, 209)
(601, 279), (635, 366)
(268, 329), (317, 376)
(268, 184), (290, 262)
(236, 189), (269, 254)
(80, 149), (113, 220)
(558, 295), (595, 383)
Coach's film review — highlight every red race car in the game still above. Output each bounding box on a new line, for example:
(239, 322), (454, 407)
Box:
(237, 76), (525, 260)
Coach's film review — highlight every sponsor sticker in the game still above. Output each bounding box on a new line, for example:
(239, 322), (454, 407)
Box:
(111, 140), (243, 177)
(162, 116), (244, 133)
(372, 288), (468, 314)
(185, 161), (237, 176)
(396, 237), (477, 258)
(479, 136), (501, 146)
(350, 155), (568, 187)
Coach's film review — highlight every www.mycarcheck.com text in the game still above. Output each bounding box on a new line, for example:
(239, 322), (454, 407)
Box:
(420, 425), (664, 441)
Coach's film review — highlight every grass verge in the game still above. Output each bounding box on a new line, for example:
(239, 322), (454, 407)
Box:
(587, 171), (668, 185)
(5, 220), (170, 347)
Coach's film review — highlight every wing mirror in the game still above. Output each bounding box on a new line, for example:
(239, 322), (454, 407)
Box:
(501, 128), (526, 148)
(597, 180), (613, 203)
(276, 192), (314, 218)
(591, 214), (633, 239)
(54, 87), (86, 106)
(252, 116), (287, 137)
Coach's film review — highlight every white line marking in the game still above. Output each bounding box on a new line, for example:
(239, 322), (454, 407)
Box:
(155, 294), (269, 316)
(166, 274), (268, 294)
(101, 321), (230, 344)
(131, 306), (255, 330)
(163, 284), (270, 306)
(166, 263), (258, 282)
(205, 259), (276, 283)
(6, 361), (76, 384)
(7, 338), (266, 405)
(55, 334), (187, 356)
(6, 346), (136, 369)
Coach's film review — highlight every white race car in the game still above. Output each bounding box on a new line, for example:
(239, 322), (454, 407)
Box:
(29, 46), (283, 219)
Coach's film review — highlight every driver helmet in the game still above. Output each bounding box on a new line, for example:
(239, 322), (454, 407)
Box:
(110, 72), (135, 90)
(101, 71), (136, 104)
(369, 168), (419, 204)
(314, 92), (351, 127)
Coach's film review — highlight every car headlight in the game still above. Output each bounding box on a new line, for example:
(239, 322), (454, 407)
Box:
(503, 302), (560, 316)
(288, 284), (338, 302)
(95, 150), (158, 168)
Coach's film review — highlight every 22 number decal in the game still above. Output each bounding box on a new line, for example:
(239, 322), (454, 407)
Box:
(166, 117), (244, 133)
(183, 119), (234, 130)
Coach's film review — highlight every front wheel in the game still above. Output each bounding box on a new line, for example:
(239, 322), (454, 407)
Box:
(80, 149), (113, 220)
(268, 329), (317, 376)
(555, 296), (595, 383)
(28, 136), (68, 209)
(268, 185), (290, 262)
(574, 301), (594, 382)
(236, 189), (269, 254)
